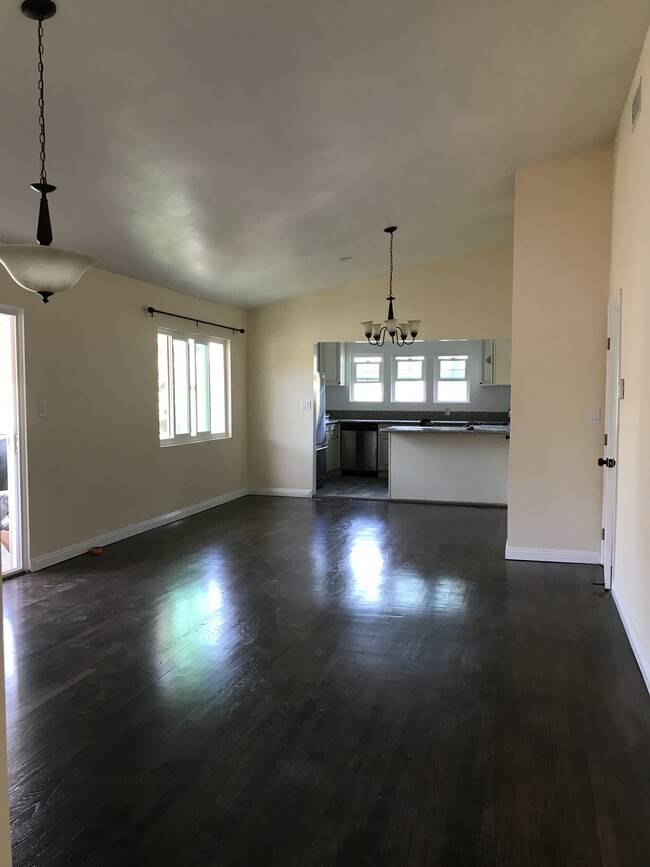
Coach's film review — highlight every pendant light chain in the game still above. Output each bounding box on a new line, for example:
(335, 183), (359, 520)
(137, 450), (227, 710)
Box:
(37, 16), (48, 185)
(388, 229), (394, 298)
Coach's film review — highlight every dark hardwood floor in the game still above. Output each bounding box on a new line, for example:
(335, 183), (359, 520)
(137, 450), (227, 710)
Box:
(316, 474), (389, 500)
(3, 496), (650, 866)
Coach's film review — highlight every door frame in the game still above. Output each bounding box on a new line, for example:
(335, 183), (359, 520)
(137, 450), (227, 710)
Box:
(600, 293), (621, 590)
(0, 304), (29, 576)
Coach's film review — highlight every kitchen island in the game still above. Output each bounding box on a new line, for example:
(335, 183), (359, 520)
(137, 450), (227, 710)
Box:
(384, 425), (510, 505)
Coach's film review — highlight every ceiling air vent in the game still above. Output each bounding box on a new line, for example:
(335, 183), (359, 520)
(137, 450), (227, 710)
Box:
(632, 78), (642, 130)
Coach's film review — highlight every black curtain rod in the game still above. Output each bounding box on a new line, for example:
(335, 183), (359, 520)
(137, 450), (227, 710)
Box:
(147, 306), (245, 335)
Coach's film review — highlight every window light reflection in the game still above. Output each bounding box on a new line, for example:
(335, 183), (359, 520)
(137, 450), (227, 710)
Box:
(349, 539), (384, 603)
(433, 577), (468, 613)
(3, 617), (15, 679)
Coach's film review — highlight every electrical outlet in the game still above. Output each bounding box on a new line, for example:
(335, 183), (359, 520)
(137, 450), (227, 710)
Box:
(300, 400), (312, 411)
(183, 486), (190, 501)
(37, 399), (47, 417)
(444, 409), (451, 417)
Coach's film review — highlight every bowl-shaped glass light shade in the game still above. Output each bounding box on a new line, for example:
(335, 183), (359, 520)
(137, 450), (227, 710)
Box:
(361, 320), (374, 337)
(0, 244), (96, 298)
(408, 319), (421, 336)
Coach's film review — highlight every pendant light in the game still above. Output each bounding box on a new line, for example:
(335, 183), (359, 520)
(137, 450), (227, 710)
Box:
(361, 227), (420, 346)
(0, 1), (95, 303)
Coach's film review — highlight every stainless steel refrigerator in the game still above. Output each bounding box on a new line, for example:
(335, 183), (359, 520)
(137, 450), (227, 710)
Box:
(315, 372), (327, 487)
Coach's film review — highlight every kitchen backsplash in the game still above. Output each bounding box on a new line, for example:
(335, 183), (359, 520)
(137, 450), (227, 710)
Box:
(328, 410), (510, 422)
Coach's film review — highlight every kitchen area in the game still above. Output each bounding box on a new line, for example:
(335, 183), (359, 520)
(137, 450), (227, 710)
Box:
(314, 339), (511, 504)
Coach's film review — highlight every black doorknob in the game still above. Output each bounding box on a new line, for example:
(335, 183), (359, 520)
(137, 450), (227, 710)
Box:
(598, 458), (606, 466)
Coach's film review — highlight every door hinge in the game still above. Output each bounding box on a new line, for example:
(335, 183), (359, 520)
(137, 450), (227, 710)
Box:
(604, 433), (608, 446)
(602, 528), (605, 541)
(618, 378), (625, 399)
(607, 337), (611, 350)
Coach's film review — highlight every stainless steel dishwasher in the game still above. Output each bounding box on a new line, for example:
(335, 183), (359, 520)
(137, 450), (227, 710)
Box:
(340, 423), (378, 475)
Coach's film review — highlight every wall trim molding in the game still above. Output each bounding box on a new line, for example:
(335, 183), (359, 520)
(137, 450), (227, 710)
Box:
(505, 544), (601, 565)
(29, 488), (249, 572)
(248, 487), (313, 498)
(612, 587), (650, 696)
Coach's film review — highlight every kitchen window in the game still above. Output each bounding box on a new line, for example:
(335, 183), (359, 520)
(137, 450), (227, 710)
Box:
(393, 355), (426, 402)
(435, 355), (469, 403)
(350, 355), (383, 402)
(157, 328), (230, 444)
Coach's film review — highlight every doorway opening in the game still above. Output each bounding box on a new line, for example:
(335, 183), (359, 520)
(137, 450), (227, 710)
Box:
(0, 308), (27, 576)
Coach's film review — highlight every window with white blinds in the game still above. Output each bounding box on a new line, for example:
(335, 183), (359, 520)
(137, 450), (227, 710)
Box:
(157, 329), (231, 444)
(350, 355), (383, 402)
(435, 355), (469, 403)
(393, 355), (426, 402)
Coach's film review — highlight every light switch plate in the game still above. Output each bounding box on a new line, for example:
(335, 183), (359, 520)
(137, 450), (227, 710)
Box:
(37, 399), (47, 417)
(300, 400), (312, 411)
(588, 408), (601, 424)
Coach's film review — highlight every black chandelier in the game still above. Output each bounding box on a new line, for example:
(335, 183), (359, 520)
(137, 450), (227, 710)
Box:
(0, 0), (95, 303)
(361, 226), (420, 346)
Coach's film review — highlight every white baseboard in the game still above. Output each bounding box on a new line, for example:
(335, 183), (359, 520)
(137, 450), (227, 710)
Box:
(248, 487), (313, 498)
(505, 544), (601, 564)
(612, 587), (650, 696)
(29, 488), (249, 572)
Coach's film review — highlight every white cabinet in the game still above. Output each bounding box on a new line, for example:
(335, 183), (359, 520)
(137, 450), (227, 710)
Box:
(326, 423), (340, 473)
(318, 343), (346, 386)
(481, 339), (511, 386)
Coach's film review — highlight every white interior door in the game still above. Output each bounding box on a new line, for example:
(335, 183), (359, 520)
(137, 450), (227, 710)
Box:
(601, 295), (621, 590)
(0, 308), (26, 577)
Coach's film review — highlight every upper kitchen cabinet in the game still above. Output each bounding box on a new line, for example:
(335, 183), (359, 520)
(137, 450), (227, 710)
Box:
(318, 343), (346, 386)
(481, 339), (511, 386)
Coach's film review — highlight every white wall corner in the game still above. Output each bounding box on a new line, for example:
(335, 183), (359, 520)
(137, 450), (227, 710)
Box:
(504, 544), (601, 565)
(29, 488), (250, 572)
(247, 487), (313, 498)
(612, 587), (650, 696)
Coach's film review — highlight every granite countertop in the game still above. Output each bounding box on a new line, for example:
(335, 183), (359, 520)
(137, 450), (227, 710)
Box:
(384, 424), (510, 435)
(325, 418), (485, 425)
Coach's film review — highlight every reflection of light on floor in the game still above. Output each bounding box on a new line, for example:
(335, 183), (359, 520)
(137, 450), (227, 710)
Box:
(393, 571), (428, 609)
(3, 617), (15, 678)
(155, 578), (231, 693)
(205, 581), (223, 615)
(349, 539), (384, 603)
(433, 577), (468, 613)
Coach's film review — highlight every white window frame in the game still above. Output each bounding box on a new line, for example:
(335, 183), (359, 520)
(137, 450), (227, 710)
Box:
(391, 354), (427, 403)
(349, 353), (384, 403)
(434, 354), (470, 404)
(157, 327), (231, 446)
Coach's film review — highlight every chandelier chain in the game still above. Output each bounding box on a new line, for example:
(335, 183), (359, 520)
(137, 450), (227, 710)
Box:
(389, 230), (394, 297)
(37, 16), (47, 185)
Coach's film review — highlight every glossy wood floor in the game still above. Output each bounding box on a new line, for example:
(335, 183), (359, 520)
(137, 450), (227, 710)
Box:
(4, 496), (650, 866)
(316, 474), (389, 500)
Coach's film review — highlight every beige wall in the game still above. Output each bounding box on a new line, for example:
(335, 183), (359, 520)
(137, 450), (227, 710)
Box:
(0, 266), (247, 564)
(248, 243), (513, 492)
(609, 27), (650, 684)
(507, 146), (613, 557)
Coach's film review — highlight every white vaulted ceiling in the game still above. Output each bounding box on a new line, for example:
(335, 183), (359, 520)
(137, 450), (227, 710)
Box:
(0, 0), (648, 307)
